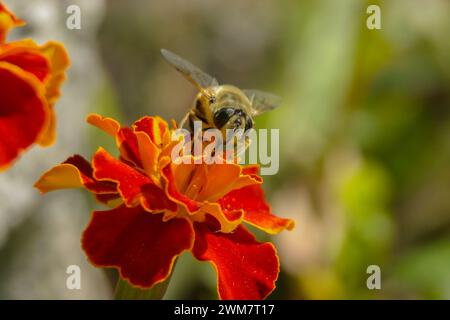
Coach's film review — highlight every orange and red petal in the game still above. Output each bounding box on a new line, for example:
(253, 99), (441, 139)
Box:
(191, 202), (244, 233)
(0, 62), (48, 171)
(218, 184), (295, 235)
(161, 162), (201, 213)
(36, 107), (56, 146)
(193, 223), (279, 300)
(0, 41), (50, 81)
(86, 114), (143, 167)
(82, 205), (194, 288)
(161, 159), (259, 213)
(94, 192), (121, 206)
(86, 113), (120, 137)
(117, 127), (142, 167)
(92, 147), (149, 206)
(134, 130), (159, 180)
(197, 162), (261, 202)
(37, 41), (70, 146)
(0, 39), (69, 98)
(0, 39), (69, 147)
(140, 182), (177, 212)
(0, 2), (25, 43)
(38, 41), (70, 105)
(34, 154), (118, 194)
(241, 164), (262, 181)
(92, 147), (176, 211)
(133, 116), (169, 146)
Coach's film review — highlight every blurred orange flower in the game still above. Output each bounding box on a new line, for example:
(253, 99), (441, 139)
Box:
(0, 1), (69, 171)
(35, 114), (294, 299)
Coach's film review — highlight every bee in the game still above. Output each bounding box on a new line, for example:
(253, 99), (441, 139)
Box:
(160, 49), (281, 141)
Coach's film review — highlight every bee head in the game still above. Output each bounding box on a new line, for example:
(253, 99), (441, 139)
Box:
(213, 107), (253, 132)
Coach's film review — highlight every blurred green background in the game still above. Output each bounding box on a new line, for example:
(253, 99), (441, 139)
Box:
(0, 0), (449, 299)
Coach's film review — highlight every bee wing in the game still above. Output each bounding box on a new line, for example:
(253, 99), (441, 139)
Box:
(243, 89), (282, 116)
(161, 49), (218, 90)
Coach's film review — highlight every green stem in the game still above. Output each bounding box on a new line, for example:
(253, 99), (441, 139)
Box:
(114, 275), (172, 300)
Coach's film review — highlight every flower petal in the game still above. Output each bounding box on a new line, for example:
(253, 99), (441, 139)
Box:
(82, 205), (194, 288)
(219, 184), (295, 235)
(92, 147), (150, 205)
(36, 41), (70, 146)
(161, 160), (261, 212)
(133, 116), (169, 146)
(86, 113), (120, 137)
(38, 41), (70, 105)
(241, 164), (262, 179)
(92, 147), (176, 211)
(0, 40), (50, 81)
(141, 182), (177, 213)
(117, 127), (142, 167)
(134, 130), (159, 180)
(161, 162), (202, 213)
(94, 192), (122, 206)
(0, 2), (25, 43)
(193, 223), (279, 300)
(192, 202), (244, 233)
(0, 40), (69, 147)
(0, 62), (48, 171)
(87, 114), (145, 167)
(34, 154), (118, 194)
(161, 160), (261, 232)
(197, 162), (261, 202)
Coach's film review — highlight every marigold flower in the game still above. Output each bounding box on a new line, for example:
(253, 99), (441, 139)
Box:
(35, 113), (294, 299)
(0, 1), (69, 171)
